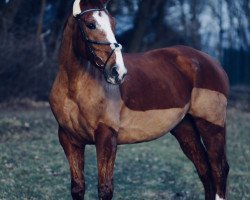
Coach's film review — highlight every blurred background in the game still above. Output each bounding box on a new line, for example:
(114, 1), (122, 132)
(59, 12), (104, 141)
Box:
(0, 1), (250, 199)
(0, 0), (250, 102)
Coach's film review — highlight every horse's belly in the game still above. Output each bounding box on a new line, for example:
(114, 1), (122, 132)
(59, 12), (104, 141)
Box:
(117, 104), (189, 144)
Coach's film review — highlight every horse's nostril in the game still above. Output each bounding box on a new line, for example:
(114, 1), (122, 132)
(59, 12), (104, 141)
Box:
(122, 72), (127, 79)
(111, 67), (119, 77)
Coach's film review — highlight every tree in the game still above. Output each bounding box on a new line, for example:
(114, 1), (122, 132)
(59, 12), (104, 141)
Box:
(0, 0), (22, 40)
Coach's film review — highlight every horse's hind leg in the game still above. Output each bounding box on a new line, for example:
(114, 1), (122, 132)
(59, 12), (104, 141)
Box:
(171, 115), (215, 200)
(194, 118), (229, 200)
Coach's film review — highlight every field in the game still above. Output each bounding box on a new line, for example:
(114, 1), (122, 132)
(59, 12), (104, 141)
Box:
(0, 102), (249, 200)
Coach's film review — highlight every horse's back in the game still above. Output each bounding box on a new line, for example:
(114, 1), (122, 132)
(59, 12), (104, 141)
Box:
(124, 46), (229, 97)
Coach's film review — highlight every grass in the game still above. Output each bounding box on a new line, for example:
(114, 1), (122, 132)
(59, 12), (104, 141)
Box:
(0, 104), (249, 200)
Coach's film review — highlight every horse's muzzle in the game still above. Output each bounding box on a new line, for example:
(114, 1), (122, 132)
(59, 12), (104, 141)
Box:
(104, 65), (127, 85)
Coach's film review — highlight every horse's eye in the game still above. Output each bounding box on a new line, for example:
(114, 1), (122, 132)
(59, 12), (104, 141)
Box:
(86, 23), (96, 30)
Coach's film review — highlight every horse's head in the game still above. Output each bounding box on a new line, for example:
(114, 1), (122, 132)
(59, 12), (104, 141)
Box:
(73, 0), (127, 85)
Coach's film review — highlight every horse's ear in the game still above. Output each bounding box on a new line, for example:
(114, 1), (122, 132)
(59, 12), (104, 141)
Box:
(99, 0), (111, 8)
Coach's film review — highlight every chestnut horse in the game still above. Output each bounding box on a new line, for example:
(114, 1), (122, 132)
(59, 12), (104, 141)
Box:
(49, 0), (229, 199)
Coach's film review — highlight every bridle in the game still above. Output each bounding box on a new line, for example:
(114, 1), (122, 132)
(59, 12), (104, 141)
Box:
(74, 7), (122, 71)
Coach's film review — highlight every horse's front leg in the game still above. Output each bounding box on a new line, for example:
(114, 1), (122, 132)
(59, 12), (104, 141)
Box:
(58, 127), (85, 200)
(95, 123), (118, 200)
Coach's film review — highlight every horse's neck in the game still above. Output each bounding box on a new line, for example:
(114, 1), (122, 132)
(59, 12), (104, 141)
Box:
(59, 17), (103, 86)
(59, 17), (120, 100)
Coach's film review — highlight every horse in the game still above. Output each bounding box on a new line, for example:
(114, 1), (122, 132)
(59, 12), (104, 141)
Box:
(49, 0), (230, 199)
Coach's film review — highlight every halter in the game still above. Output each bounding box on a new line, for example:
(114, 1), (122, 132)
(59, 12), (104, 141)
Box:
(74, 8), (122, 71)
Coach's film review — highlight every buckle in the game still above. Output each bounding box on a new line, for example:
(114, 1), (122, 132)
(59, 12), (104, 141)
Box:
(110, 43), (122, 51)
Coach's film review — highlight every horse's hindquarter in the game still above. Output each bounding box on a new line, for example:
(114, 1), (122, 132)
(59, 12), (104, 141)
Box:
(117, 52), (192, 144)
(170, 46), (229, 126)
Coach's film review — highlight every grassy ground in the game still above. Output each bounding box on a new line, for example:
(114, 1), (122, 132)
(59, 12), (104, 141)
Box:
(0, 104), (249, 200)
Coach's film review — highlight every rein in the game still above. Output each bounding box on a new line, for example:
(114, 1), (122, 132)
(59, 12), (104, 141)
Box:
(74, 8), (122, 71)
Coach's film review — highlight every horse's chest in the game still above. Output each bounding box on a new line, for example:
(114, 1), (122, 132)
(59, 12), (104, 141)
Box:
(68, 96), (106, 138)
(117, 104), (189, 144)
(50, 87), (99, 139)
(56, 93), (122, 141)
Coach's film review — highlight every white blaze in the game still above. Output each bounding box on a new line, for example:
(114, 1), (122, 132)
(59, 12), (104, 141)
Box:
(215, 194), (225, 200)
(73, 0), (81, 16)
(92, 11), (127, 80)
